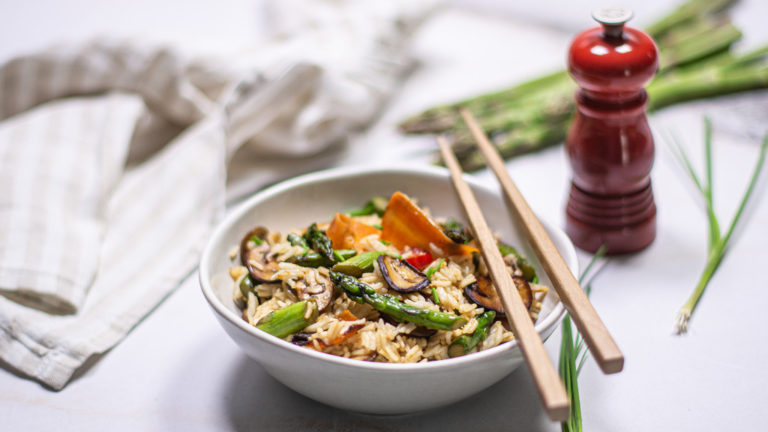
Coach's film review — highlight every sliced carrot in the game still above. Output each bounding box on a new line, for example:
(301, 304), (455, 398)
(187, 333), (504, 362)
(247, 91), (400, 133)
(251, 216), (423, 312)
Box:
(326, 213), (381, 251)
(338, 310), (358, 321)
(380, 192), (477, 257)
(315, 323), (365, 348)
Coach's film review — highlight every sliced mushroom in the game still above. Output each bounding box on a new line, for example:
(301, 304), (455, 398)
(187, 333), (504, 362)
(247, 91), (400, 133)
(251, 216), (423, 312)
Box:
(239, 227), (281, 283)
(243, 244), (281, 283)
(240, 227), (269, 265)
(290, 332), (313, 346)
(292, 270), (333, 311)
(465, 275), (533, 315)
(377, 255), (430, 293)
(512, 276), (533, 310)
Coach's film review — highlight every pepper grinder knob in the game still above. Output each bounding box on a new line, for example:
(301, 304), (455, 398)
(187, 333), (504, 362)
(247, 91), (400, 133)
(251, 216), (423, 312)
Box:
(564, 8), (659, 254)
(591, 6), (633, 38)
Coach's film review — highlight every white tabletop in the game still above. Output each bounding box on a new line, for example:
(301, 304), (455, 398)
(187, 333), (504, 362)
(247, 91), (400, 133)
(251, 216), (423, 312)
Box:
(3, 1), (768, 431)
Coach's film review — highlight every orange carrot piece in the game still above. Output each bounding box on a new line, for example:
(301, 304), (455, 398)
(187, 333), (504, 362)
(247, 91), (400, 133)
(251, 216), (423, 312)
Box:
(338, 310), (358, 321)
(381, 192), (477, 257)
(315, 323), (365, 348)
(326, 213), (381, 251)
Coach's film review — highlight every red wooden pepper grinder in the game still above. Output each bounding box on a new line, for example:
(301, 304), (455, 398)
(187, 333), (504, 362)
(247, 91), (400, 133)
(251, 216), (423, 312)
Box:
(565, 7), (659, 254)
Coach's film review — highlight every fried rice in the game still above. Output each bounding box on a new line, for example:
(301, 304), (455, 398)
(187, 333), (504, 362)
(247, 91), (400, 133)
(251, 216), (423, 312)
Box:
(230, 213), (549, 363)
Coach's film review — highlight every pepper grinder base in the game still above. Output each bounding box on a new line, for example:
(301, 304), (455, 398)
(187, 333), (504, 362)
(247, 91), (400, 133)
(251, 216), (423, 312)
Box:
(565, 183), (657, 254)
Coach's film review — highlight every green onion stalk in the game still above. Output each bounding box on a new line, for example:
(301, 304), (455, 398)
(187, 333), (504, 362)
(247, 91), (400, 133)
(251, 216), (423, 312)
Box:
(668, 119), (768, 333)
(560, 246), (606, 432)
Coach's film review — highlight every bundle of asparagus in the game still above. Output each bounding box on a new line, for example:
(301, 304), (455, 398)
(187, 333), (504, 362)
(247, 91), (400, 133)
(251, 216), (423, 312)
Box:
(399, 0), (768, 171)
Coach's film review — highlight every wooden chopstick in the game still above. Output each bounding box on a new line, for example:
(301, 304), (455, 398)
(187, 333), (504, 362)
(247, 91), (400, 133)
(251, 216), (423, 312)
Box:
(438, 137), (570, 422)
(458, 108), (624, 374)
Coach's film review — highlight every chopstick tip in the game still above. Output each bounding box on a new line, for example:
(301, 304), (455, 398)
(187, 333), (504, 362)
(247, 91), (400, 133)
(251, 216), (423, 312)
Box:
(547, 401), (571, 422)
(600, 355), (625, 374)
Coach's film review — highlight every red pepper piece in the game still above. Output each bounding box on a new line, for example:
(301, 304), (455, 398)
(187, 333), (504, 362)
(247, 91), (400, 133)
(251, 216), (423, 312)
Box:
(405, 250), (434, 271)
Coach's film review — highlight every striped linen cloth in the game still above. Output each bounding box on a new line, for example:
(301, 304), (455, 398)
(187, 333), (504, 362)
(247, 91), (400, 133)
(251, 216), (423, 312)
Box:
(0, 0), (432, 389)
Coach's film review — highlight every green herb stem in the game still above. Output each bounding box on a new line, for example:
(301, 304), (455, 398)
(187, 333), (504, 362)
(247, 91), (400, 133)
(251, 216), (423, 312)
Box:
(560, 246), (606, 432)
(674, 129), (768, 333)
(425, 258), (445, 279)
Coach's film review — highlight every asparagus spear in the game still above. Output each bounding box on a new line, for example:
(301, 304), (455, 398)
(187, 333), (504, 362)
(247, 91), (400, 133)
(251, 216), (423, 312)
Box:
(657, 19), (742, 69)
(289, 229), (356, 267)
(303, 223), (335, 262)
(648, 48), (768, 110)
(290, 249), (356, 268)
(331, 251), (385, 277)
(448, 310), (496, 357)
(256, 299), (319, 338)
(644, 0), (738, 39)
(398, 0), (768, 171)
(330, 271), (468, 331)
(287, 233), (308, 249)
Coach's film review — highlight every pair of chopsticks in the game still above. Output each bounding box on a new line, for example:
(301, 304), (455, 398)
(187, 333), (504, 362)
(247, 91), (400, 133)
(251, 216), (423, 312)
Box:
(438, 109), (623, 422)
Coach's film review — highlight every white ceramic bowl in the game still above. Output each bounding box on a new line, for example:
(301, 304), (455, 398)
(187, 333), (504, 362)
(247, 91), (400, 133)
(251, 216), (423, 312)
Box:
(200, 165), (578, 415)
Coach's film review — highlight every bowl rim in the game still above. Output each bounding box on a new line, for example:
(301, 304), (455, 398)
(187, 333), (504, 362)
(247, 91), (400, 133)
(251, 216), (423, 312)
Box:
(200, 164), (575, 371)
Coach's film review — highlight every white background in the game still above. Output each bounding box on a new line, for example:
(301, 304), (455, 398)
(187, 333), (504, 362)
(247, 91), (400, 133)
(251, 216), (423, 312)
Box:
(2, 0), (768, 430)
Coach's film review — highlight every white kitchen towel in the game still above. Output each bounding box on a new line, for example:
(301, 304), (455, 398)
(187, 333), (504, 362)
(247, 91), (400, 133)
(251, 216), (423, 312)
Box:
(0, 0), (434, 390)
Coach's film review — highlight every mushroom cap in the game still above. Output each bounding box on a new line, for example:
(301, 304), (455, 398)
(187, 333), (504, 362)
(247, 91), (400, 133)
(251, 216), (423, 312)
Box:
(292, 269), (333, 311)
(240, 227), (280, 283)
(377, 255), (430, 293)
(465, 275), (532, 315)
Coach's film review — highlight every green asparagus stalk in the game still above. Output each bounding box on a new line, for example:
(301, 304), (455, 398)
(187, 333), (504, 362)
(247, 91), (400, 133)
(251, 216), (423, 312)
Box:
(290, 228), (356, 267)
(330, 271), (468, 330)
(452, 40), (768, 171)
(448, 310), (496, 357)
(303, 223), (335, 262)
(401, 70), (572, 134)
(287, 233), (308, 249)
(657, 20), (742, 69)
(644, 0), (737, 39)
(331, 251), (385, 277)
(290, 249), (356, 268)
(256, 299), (319, 338)
(400, 10), (738, 136)
(398, 0), (768, 171)
(648, 48), (768, 110)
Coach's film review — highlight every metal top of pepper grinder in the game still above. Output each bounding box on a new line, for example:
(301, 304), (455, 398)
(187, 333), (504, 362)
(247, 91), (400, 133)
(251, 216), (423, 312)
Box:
(591, 6), (633, 38)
